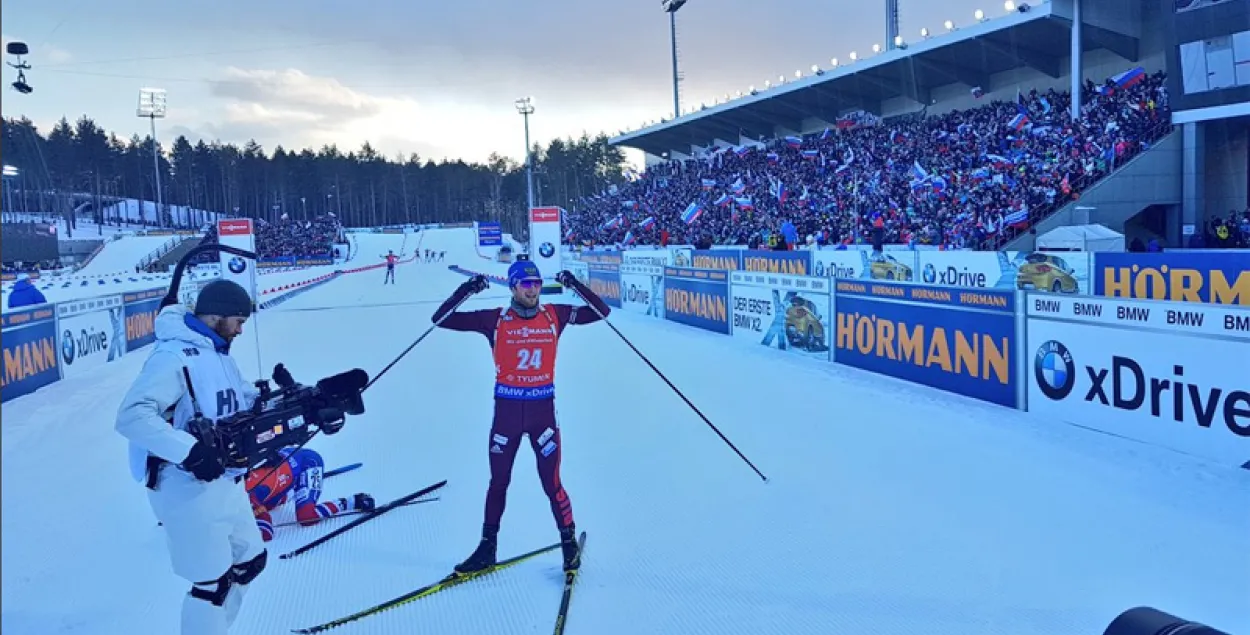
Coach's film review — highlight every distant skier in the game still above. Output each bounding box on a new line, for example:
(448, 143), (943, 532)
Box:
(437, 251), (445, 263)
(381, 250), (397, 284)
(430, 260), (610, 573)
(246, 446), (374, 542)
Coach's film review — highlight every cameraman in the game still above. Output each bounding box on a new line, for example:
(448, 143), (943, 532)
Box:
(115, 279), (266, 635)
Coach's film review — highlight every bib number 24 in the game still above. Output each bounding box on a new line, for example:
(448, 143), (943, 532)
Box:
(516, 348), (543, 371)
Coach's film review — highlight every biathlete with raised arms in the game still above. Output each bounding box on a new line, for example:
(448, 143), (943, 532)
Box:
(381, 250), (397, 284)
(430, 260), (610, 573)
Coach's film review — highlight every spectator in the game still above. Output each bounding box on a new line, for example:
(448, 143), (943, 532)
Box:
(7, 273), (48, 309)
(564, 71), (1172, 251)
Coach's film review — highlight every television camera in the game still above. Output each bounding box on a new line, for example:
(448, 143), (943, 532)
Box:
(164, 243), (370, 473)
(185, 364), (369, 473)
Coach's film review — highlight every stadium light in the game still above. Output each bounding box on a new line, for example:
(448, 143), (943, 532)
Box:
(1004, 0), (1016, 11)
(514, 96), (536, 210)
(849, 51), (858, 61)
(794, 70), (802, 79)
(830, 57), (839, 67)
(137, 87), (167, 226)
(811, 64), (823, 76)
(894, 35), (906, 48)
(945, 19), (956, 30)
(872, 43), (882, 53)
(920, 27), (931, 38)
(662, 0), (689, 120)
(974, 9), (987, 21)
(764, 80), (771, 89)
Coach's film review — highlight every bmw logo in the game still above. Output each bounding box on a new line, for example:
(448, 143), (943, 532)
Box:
(922, 263), (937, 284)
(1034, 340), (1075, 400)
(61, 330), (75, 364)
(538, 242), (555, 258)
(228, 257), (247, 274)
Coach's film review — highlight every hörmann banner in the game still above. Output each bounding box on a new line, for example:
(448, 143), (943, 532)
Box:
(587, 258), (622, 309)
(833, 281), (1019, 408)
(2, 304), (60, 402)
(1026, 294), (1249, 466)
(123, 287), (165, 352)
(1092, 252), (1250, 305)
(729, 272), (831, 359)
(664, 267), (730, 334)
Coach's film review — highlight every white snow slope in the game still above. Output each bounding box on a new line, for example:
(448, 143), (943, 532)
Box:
(2, 228), (1247, 635)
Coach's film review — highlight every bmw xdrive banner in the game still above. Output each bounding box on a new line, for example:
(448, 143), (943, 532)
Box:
(730, 271), (830, 359)
(56, 295), (126, 380)
(528, 207), (564, 283)
(619, 264), (665, 319)
(1027, 294), (1250, 466)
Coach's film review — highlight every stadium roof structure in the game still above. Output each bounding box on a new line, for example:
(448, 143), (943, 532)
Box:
(610, 0), (1142, 158)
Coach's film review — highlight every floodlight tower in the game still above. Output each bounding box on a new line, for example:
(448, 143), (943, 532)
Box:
(662, 0), (688, 119)
(885, 0), (900, 51)
(515, 96), (536, 210)
(137, 87), (167, 225)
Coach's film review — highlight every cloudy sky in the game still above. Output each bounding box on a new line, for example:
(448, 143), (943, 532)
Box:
(1, 0), (998, 167)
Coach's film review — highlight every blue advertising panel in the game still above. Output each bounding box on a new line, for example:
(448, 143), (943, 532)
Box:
(1, 304), (60, 402)
(123, 287), (165, 352)
(478, 221), (502, 246)
(691, 250), (741, 271)
(832, 280), (1018, 407)
(1093, 252), (1250, 305)
(739, 249), (812, 276)
(664, 267), (731, 334)
(587, 260), (621, 308)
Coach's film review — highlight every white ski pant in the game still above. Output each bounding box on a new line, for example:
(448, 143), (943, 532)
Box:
(149, 467), (265, 635)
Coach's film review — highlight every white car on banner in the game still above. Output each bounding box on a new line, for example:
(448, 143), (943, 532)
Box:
(57, 295), (126, 379)
(729, 272), (830, 358)
(916, 251), (1093, 293)
(618, 264), (665, 318)
(1027, 294), (1250, 466)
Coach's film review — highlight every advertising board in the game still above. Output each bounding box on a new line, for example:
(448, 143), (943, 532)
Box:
(620, 248), (671, 267)
(56, 295), (126, 380)
(916, 251), (1093, 294)
(812, 250), (918, 282)
(832, 281), (1019, 407)
(730, 272), (830, 359)
(587, 259), (622, 309)
(668, 246), (693, 267)
(1026, 294), (1249, 465)
(1, 304), (60, 402)
(477, 221), (502, 247)
(123, 287), (165, 352)
(217, 218), (258, 304)
(619, 264), (665, 318)
(1092, 252), (1250, 305)
(664, 267), (730, 334)
(528, 207), (564, 280)
(689, 249), (811, 275)
(564, 261), (589, 286)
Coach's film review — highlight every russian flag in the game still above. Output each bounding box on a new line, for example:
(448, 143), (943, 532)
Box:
(601, 215), (622, 231)
(735, 197), (754, 210)
(731, 178), (746, 194)
(701, 178), (717, 190)
(714, 193), (732, 206)
(1004, 207), (1028, 228)
(801, 149), (820, 160)
(622, 230), (637, 245)
(681, 202), (704, 225)
(734, 146), (750, 157)
(820, 127), (832, 140)
(1111, 66), (1145, 90)
(638, 216), (656, 230)
(776, 181), (788, 204)
(785, 135), (803, 148)
(766, 152), (780, 164)
(1008, 113), (1029, 130)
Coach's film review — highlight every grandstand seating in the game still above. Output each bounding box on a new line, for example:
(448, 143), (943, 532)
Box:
(566, 71), (1175, 251)
(188, 215), (343, 267)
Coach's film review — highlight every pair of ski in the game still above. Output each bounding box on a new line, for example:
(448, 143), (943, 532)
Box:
(280, 478), (447, 559)
(292, 531), (588, 634)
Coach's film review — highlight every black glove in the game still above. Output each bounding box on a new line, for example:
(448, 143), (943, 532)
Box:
(182, 440), (226, 482)
(318, 408), (346, 435)
(460, 275), (489, 295)
(555, 270), (577, 287)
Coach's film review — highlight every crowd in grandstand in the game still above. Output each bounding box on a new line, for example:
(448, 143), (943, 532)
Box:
(564, 70), (1173, 251)
(188, 214), (343, 266)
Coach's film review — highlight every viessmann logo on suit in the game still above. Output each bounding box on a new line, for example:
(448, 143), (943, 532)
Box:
(1032, 340), (1249, 437)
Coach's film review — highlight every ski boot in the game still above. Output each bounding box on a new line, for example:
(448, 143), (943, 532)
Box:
(560, 524), (581, 572)
(454, 524), (499, 574)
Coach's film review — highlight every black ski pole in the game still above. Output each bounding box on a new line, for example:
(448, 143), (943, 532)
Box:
(364, 291), (474, 391)
(280, 479), (448, 559)
(566, 283), (769, 483)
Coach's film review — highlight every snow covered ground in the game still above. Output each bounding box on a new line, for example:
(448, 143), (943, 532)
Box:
(2, 229), (1246, 635)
